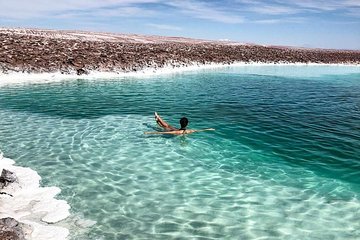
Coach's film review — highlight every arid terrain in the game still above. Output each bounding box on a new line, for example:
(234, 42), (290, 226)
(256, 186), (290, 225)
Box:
(1, 28), (359, 75)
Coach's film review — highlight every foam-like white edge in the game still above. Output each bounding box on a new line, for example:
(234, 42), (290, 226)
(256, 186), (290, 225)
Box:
(0, 154), (70, 240)
(0, 61), (359, 86)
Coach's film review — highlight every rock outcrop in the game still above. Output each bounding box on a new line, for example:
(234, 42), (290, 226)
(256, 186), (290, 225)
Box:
(0, 217), (32, 240)
(0, 169), (17, 189)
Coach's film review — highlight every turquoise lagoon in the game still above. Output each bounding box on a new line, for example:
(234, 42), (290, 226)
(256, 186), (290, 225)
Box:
(0, 65), (359, 239)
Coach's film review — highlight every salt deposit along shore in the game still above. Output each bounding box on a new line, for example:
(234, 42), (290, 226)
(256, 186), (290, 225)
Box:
(0, 28), (359, 85)
(1, 61), (360, 86)
(0, 150), (70, 240)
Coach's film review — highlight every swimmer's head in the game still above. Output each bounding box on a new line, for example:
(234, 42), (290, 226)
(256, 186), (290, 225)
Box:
(180, 117), (188, 130)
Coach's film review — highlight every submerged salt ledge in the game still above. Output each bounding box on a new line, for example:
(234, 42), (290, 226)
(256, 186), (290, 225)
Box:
(0, 61), (359, 86)
(0, 154), (70, 240)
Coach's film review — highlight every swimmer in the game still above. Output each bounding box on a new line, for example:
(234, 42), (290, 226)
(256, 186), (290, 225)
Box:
(144, 112), (215, 135)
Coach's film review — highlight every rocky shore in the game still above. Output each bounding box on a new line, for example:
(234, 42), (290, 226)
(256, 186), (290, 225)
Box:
(0, 28), (359, 76)
(0, 151), (70, 240)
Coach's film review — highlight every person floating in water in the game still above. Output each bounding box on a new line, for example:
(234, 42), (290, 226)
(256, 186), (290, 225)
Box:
(144, 112), (215, 135)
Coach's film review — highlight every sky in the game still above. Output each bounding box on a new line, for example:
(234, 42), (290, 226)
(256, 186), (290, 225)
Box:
(0, 0), (359, 49)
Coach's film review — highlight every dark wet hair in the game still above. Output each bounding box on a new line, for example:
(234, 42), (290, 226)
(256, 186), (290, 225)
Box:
(179, 117), (188, 130)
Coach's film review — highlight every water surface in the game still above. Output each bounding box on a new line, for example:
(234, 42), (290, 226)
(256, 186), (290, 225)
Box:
(0, 65), (359, 239)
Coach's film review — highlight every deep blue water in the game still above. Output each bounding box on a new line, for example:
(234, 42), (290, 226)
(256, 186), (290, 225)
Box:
(0, 65), (359, 239)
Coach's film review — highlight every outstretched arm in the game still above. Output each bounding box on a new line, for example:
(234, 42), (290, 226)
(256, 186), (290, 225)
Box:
(154, 112), (177, 131)
(192, 128), (215, 133)
(144, 131), (183, 135)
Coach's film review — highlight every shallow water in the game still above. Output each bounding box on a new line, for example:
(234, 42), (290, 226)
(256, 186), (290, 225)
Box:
(0, 65), (360, 239)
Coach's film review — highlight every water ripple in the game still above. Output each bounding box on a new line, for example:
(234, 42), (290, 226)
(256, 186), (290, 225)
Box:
(0, 65), (360, 239)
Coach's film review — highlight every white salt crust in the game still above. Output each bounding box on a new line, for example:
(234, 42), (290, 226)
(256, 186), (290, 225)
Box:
(0, 153), (70, 240)
(0, 61), (359, 86)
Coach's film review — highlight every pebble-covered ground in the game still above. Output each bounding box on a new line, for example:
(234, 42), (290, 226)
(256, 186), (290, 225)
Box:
(0, 28), (359, 75)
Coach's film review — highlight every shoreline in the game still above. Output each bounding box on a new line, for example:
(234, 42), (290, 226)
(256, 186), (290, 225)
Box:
(1, 61), (359, 86)
(1, 27), (359, 85)
(0, 150), (70, 240)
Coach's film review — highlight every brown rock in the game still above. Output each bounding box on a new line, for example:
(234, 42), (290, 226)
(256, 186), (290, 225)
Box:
(0, 218), (32, 240)
(76, 68), (87, 75)
(0, 169), (17, 189)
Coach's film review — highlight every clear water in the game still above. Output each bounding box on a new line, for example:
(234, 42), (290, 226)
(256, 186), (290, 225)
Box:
(0, 65), (360, 239)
